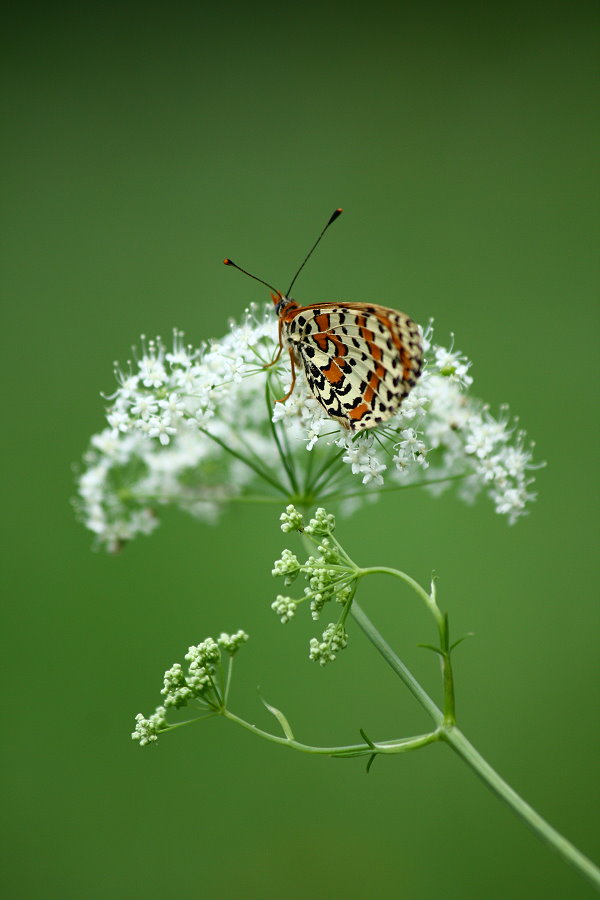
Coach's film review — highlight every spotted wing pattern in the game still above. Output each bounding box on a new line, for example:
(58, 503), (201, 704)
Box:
(281, 302), (423, 430)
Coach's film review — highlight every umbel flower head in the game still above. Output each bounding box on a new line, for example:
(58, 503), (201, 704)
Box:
(273, 506), (356, 666)
(75, 306), (540, 550)
(132, 630), (248, 746)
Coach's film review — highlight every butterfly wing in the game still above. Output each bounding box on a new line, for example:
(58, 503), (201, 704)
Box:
(281, 302), (423, 430)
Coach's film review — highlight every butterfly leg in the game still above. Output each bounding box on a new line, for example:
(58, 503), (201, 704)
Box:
(276, 347), (297, 403)
(263, 318), (285, 369)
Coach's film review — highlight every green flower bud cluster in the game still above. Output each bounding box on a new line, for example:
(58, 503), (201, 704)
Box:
(309, 623), (349, 666)
(131, 707), (168, 747)
(304, 508), (336, 535)
(279, 505), (304, 533)
(272, 506), (357, 665)
(132, 630), (248, 747)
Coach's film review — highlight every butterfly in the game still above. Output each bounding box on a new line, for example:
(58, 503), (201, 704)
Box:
(224, 209), (423, 431)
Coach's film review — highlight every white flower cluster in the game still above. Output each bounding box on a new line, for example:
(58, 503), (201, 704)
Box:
(76, 305), (540, 549)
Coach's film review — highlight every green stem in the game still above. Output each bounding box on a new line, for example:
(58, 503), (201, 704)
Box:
(265, 380), (300, 494)
(358, 567), (438, 619)
(351, 601), (443, 726)
(444, 727), (600, 890)
(305, 447), (347, 496)
(320, 471), (469, 502)
(439, 613), (456, 725)
(223, 656), (234, 705)
(215, 494), (286, 505)
(223, 709), (439, 757)
(352, 602), (600, 890)
(357, 567), (456, 724)
(197, 426), (288, 495)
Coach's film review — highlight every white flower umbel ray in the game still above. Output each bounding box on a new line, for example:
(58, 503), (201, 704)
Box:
(75, 305), (542, 549)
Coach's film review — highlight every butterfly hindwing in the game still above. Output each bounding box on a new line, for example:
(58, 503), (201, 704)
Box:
(282, 302), (423, 430)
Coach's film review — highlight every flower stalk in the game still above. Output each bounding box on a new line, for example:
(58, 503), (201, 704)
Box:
(355, 600), (600, 889)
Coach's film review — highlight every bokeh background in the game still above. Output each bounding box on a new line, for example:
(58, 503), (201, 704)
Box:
(2, 2), (599, 898)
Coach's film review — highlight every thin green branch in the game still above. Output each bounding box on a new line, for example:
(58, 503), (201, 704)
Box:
(223, 709), (439, 757)
(301, 439), (318, 495)
(196, 426), (288, 495)
(351, 601), (443, 725)
(352, 601), (600, 890)
(265, 379), (300, 494)
(215, 494), (287, 505)
(305, 447), (347, 496)
(444, 727), (600, 891)
(358, 566), (436, 617)
(320, 471), (469, 502)
(223, 656), (234, 705)
(439, 612), (456, 725)
(357, 566), (455, 722)
(162, 713), (218, 730)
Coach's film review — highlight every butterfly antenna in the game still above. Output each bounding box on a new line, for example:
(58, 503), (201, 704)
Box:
(286, 208), (343, 297)
(223, 258), (281, 299)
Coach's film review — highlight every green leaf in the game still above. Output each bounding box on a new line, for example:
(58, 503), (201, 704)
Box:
(450, 632), (475, 652)
(417, 643), (444, 657)
(359, 728), (376, 749)
(429, 571), (438, 602)
(366, 753), (377, 774)
(258, 691), (295, 740)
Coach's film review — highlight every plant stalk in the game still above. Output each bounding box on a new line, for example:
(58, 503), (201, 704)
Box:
(351, 601), (600, 890)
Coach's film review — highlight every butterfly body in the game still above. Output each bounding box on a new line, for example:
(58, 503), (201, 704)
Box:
(275, 297), (423, 431)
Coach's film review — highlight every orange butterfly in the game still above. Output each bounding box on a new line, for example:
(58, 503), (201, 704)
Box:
(224, 209), (422, 430)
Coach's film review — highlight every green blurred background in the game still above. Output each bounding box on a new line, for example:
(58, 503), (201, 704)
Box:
(2, 2), (599, 897)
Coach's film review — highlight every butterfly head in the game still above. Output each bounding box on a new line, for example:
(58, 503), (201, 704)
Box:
(272, 293), (298, 316)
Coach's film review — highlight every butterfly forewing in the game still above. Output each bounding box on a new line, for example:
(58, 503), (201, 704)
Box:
(282, 302), (423, 430)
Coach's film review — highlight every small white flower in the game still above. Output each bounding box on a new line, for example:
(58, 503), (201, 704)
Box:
(338, 434), (387, 485)
(361, 456), (387, 485)
(147, 415), (177, 446)
(90, 428), (121, 457)
(465, 421), (508, 459)
(395, 391), (428, 421)
(115, 373), (140, 398)
(502, 443), (531, 479)
(339, 440), (365, 474)
(158, 392), (185, 417)
(107, 409), (130, 432)
(139, 356), (167, 388)
(165, 329), (194, 368)
(227, 356), (248, 383)
(493, 487), (527, 519)
(434, 343), (473, 387)
(477, 454), (505, 483)
(394, 428), (429, 471)
(130, 395), (158, 420)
